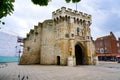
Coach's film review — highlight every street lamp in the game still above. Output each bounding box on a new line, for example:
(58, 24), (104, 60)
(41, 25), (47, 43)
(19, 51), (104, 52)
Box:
(18, 49), (21, 63)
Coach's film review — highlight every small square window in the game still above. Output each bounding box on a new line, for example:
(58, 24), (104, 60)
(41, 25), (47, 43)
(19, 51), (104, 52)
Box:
(65, 34), (69, 38)
(71, 33), (74, 37)
(35, 32), (38, 35)
(27, 47), (30, 51)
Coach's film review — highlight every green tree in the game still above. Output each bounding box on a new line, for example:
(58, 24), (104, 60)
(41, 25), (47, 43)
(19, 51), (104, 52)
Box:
(65, 0), (81, 3)
(0, 0), (81, 19)
(31, 0), (81, 6)
(0, 0), (15, 25)
(0, 0), (14, 19)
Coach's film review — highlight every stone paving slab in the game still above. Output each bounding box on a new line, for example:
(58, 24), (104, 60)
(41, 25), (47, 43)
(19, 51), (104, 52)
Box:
(0, 62), (120, 80)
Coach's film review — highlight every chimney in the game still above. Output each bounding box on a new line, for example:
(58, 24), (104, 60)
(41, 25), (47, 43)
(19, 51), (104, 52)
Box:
(110, 31), (113, 35)
(118, 37), (120, 41)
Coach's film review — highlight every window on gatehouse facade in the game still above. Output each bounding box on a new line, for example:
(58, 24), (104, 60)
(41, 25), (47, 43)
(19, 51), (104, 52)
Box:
(27, 47), (30, 51)
(77, 27), (79, 36)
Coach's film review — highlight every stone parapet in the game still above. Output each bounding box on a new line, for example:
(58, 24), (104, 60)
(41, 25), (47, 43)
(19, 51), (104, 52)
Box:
(52, 7), (92, 23)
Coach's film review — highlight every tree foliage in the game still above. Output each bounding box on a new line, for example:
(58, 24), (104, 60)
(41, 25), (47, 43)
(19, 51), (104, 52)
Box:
(0, 0), (15, 25)
(65, 0), (81, 3)
(31, 0), (51, 6)
(0, 0), (81, 20)
(0, 21), (5, 25)
(0, 0), (15, 19)
(31, 0), (81, 6)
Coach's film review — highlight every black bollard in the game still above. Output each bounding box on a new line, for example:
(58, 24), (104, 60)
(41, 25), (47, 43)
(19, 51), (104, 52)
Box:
(18, 75), (20, 80)
(26, 76), (29, 79)
(21, 76), (25, 80)
(5, 63), (7, 67)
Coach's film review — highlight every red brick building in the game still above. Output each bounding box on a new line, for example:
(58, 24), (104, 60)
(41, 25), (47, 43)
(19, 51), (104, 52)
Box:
(117, 38), (120, 54)
(95, 32), (120, 61)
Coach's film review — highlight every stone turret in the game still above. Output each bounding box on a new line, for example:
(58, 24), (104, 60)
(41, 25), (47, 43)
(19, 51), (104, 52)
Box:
(52, 7), (91, 26)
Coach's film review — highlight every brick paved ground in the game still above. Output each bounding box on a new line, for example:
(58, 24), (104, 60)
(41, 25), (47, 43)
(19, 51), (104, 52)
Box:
(0, 62), (120, 80)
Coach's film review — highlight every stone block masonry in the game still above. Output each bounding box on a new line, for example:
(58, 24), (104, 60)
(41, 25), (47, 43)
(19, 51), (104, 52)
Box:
(20, 7), (97, 66)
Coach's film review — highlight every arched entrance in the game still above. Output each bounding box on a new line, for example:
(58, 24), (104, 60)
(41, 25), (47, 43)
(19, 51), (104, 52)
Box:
(75, 44), (84, 65)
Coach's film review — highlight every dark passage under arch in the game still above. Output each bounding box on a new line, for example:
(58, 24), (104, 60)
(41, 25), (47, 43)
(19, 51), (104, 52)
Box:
(75, 44), (84, 65)
(57, 56), (60, 65)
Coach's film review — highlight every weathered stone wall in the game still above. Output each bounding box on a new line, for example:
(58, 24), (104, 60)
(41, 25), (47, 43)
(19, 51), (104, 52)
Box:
(54, 39), (69, 65)
(40, 20), (55, 64)
(54, 20), (70, 65)
(90, 40), (97, 64)
(20, 23), (42, 64)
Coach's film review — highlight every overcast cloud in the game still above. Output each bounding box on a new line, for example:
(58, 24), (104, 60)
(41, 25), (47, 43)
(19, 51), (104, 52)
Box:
(1, 0), (120, 40)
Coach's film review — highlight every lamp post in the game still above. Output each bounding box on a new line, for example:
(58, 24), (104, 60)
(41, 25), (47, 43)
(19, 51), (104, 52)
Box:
(18, 49), (21, 63)
(76, 2), (77, 11)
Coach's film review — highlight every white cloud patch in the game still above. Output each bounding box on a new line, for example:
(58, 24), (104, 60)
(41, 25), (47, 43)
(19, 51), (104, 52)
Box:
(1, 0), (120, 40)
(115, 31), (120, 40)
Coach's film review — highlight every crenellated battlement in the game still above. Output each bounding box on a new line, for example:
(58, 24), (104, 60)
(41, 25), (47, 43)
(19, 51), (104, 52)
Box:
(25, 19), (54, 40)
(52, 7), (92, 23)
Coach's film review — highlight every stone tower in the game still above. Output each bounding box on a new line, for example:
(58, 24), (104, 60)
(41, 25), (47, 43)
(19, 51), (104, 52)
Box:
(20, 7), (97, 66)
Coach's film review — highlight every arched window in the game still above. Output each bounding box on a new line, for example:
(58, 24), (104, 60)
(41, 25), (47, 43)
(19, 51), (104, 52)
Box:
(65, 15), (67, 21)
(80, 19), (82, 25)
(77, 27), (79, 36)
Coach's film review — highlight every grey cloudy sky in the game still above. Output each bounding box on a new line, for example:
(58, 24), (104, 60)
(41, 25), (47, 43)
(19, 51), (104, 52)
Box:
(1, 0), (120, 40)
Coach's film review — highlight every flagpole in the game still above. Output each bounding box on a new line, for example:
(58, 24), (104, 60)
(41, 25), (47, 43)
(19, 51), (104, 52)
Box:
(76, 2), (77, 11)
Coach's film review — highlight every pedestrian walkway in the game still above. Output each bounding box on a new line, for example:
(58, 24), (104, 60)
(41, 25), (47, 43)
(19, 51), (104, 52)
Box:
(0, 62), (120, 80)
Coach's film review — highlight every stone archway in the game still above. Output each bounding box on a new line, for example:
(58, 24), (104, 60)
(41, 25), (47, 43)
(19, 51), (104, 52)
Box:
(75, 44), (84, 65)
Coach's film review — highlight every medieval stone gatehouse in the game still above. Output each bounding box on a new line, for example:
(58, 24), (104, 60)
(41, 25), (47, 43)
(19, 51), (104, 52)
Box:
(20, 7), (97, 66)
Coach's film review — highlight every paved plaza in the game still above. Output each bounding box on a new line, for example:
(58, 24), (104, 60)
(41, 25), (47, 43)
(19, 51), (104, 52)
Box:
(0, 62), (120, 80)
